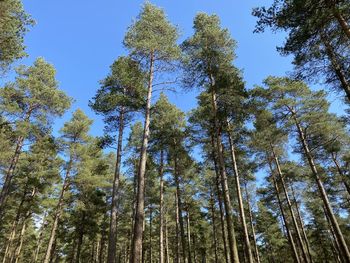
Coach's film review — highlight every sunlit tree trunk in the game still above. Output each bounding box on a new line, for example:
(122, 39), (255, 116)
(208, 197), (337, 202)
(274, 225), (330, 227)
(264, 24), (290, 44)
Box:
(107, 107), (125, 263)
(130, 51), (154, 263)
(292, 112), (350, 261)
(159, 150), (165, 263)
(209, 77), (239, 262)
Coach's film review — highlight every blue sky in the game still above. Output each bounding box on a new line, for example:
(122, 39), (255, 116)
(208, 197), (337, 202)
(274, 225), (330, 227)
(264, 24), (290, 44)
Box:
(15, 0), (298, 138)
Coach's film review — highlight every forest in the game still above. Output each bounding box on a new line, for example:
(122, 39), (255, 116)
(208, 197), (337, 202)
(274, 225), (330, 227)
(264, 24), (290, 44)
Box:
(0, 0), (350, 262)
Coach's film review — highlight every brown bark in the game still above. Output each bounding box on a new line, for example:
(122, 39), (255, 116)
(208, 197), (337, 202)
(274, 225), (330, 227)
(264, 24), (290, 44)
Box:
(331, 6), (350, 40)
(289, 182), (313, 263)
(267, 157), (301, 263)
(130, 51), (154, 263)
(174, 153), (188, 263)
(226, 122), (253, 263)
(209, 78), (239, 263)
(271, 146), (311, 263)
(107, 108), (125, 263)
(0, 107), (34, 217)
(159, 150), (165, 263)
(243, 182), (261, 263)
(331, 152), (350, 197)
(210, 135), (230, 263)
(44, 160), (72, 263)
(292, 113), (350, 262)
(321, 33), (350, 102)
(175, 192), (180, 263)
(209, 188), (219, 263)
(186, 208), (192, 263)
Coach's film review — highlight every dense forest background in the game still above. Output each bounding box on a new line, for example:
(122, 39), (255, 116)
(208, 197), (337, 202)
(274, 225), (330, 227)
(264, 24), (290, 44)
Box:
(0, 1), (350, 263)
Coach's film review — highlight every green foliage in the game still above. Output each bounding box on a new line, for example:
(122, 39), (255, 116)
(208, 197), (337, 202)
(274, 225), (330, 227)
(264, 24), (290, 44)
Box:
(0, 0), (34, 73)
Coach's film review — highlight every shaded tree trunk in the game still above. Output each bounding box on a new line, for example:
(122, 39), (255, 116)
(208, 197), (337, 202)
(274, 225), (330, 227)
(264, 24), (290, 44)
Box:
(292, 113), (350, 262)
(271, 146), (311, 263)
(209, 188), (219, 263)
(227, 122), (253, 263)
(107, 108), (125, 263)
(267, 157), (301, 263)
(209, 79), (239, 263)
(243, 182), (260, 263)
(130, 51), (154, 263)
(44, 161), (72, 263)
(159, 150), (165, 263)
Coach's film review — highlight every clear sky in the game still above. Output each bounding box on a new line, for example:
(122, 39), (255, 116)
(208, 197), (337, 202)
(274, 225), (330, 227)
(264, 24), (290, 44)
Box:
(15, 0), (298, 138)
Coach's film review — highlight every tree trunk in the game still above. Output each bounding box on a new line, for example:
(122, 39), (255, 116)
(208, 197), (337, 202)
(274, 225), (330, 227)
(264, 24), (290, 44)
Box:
(186, 208), (192, 263)
(159, 150), (165, 263)
(107, 108), (125, 263)
(209, 79), (239, 263)
(321, 32), (350, 102)
(175, 192), (180, 263)
(44, 161), (72, 263)
(267, 157), (301, 263)
(331, 152), (350, 197)
(289, 182), (313, 262)
(226, 122), (253, 263)
(209, 188), (219, 263)
(210, 135), (230, 263)
(12, 219), (26, 263)
(243, 182), (260, 263)
(330, 5), (350, 40)
(292, 113), (350, 262)
(271, 146), (311, 263)
(165, 217), (170, 263)
(149, 205), (153, 263)
(130, 51), (154, 263)
(174, 153), (188, 263)
(0, 135), (24, 217)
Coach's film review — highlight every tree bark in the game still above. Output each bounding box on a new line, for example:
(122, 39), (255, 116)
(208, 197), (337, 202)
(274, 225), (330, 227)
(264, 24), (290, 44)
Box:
(159, 150), (165, 263)
(243, 182), (260, 263)
(270, 146), (311, 263)
(186, 208), (192, 263)
(292, 113), (350, 262)
(226, 122), (253, 263)
(210, 135), (230, 263)
(209, 78), (239, 263)
(107, 108), (125, 263)
(330, 5), (350, 40)
(267, 157), (301, 263)
(289, 182), (313, 263)
(321, 32), (350, 102)
(175, 192), (180, 263)
(44, 160), (72, 263)
(174, 153), (189, 263)
(331, 152), (350, 197)
(130, 51), (154, 263)
(209, 188), (219, 263)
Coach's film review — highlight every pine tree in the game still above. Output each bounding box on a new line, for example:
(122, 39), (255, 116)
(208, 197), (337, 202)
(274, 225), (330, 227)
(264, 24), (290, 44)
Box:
(123, 3), (180, 262)
(0, 58), (71, 219)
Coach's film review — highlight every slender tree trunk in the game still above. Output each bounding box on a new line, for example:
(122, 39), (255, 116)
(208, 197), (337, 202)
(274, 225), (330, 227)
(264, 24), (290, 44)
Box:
(243, 182), (260, 263)
(75, 222), (85, 263)
(331, 152), (350, 197)
(289, 182), (313, 262)
(267, 157), (301, 263)
(321, 33), (350, 102)
(226, 122), (253, 263)
(174, 153), (188, 263)
(0, 107), (34, 217)
(149, 205), (153, 263)
(175, 192), (180, 263)
(271, 146), (311, 263)
(130, 51), (154, 263)
(209, 78), (239, 263)
(0, 135), (24, 218)
(186, 208), (192, 263)
(107, 108), (125, 263)
(292, 113), (350, 262)
(209, 188), (219, 263)
(165, 217), (170, 263)
(99, 233), (106, 263)
(44, 161), (72, 263)
(210, 135), (230, 263)
(330, 4), (350, 40)
(159, 150), (165, 263)
(11, 219), (26, 263)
